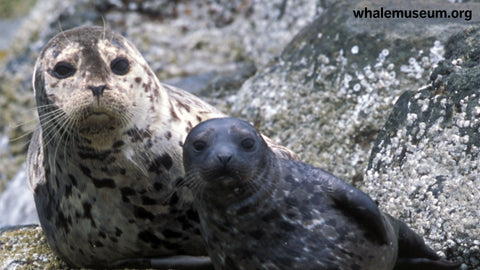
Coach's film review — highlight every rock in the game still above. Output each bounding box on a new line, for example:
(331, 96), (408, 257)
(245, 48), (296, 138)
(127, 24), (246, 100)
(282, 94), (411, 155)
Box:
(230, 0), (479, 185)
(0, 164), (38, 227)
(364, 27), (480, 269)
(0, 225), (70, 269)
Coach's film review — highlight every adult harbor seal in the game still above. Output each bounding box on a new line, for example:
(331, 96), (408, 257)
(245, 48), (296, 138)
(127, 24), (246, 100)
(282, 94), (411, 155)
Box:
(183, 117), (461, 270)
(27, 26), (296, 268)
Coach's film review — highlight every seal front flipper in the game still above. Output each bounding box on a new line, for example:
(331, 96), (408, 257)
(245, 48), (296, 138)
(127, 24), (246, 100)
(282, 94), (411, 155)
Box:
(394, 258), (461, 270)
(112, 256), (213, 270)
(320, 170), (390, 245)
(388, 214), (461, 270)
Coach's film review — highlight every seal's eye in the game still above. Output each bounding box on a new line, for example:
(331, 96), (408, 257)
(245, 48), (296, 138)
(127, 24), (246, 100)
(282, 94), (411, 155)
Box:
(192, 140), (207, 152)
(111, 57), (130, 75)
(240, 138), (255, 150)
(52, 62), (76, 79)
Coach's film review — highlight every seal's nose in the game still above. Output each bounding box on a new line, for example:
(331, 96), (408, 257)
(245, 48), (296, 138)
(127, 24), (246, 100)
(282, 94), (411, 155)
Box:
(89, 85), (107, 97)
(217, 152), (232, 166)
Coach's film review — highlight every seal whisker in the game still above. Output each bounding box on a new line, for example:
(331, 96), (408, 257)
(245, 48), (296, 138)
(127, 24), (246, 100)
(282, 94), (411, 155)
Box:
(38, 109), (68, 144)
(101, 16), (107, 41)
(60, 113), (79, 165)
(8, 110), (44, 130)
(184, 172), (206, 200)
(8, 126), (36, 144)
(37, 110), (65, 126)
(34, 104), (59, 109)
(50, 113), (76, 176)
(189, 176), (208, 207)
(57, 21), (71, 45)
(39, 114), (65, 145)
(6, 106), (61, 148)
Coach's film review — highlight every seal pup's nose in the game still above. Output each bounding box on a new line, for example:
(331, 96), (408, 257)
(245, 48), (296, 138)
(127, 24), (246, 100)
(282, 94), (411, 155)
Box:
(217, 152), (232, 166)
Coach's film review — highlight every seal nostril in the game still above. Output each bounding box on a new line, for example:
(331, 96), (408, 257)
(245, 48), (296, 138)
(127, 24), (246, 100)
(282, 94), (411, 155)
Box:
(217, 153), (232, 165)
(89, 85), (107, 97)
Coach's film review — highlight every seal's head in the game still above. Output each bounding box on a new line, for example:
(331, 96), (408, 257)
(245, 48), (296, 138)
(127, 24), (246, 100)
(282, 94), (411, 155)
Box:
(183, 117), (275, 203)
(33, 26), (159, 147)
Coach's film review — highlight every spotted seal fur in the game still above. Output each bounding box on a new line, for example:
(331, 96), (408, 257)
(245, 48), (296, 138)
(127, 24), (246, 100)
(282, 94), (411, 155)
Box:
(27, 26), (296, 268)
(183, 117), (461, 270)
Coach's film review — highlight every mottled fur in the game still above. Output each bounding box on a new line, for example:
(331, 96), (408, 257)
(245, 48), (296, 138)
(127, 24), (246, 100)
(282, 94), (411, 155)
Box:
(183, 118), (460, 270)
(27, 26), (296, 268)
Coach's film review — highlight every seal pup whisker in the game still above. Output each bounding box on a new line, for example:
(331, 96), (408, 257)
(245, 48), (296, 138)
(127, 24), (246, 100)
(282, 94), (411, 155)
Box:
(183, 173), (205, 202)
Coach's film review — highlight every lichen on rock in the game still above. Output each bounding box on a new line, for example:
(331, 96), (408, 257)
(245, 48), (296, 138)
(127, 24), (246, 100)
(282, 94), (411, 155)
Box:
(0, 225), (69, 270)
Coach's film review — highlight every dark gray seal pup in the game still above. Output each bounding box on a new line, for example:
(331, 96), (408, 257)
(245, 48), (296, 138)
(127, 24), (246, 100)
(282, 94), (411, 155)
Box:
(183, 117), (461, 270)
(27, 26), (297, 268)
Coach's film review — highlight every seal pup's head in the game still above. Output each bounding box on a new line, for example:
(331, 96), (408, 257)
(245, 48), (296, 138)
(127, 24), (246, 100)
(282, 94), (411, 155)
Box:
(183, 117), (276, 205)
(33, 26), (162, 148)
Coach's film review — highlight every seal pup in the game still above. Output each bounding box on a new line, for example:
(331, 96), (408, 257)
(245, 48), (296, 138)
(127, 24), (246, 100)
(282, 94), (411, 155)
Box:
(183, 117), (461, 270)
(27, 26), (296, 268)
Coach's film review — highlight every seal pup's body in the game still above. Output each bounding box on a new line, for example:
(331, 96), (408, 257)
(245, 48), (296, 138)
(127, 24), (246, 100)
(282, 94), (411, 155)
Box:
(27, 26), (295, 268)
(183, 117), (460, 270)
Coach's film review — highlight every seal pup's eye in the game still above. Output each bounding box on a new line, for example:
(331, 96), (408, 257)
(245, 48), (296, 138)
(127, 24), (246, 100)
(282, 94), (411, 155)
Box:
(52, 62), (76, 79)
(111, 57), (130, 75)
(192, 140), (207, 152)
(240, 138), (255, 150)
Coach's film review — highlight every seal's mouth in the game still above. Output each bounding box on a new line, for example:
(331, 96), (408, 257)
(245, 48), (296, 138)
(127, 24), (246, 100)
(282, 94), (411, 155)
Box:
(88, 111), (113, 120)
(216, 175), (236, 184)
(92, 111), (108, 116)
(80, 110), (116, 124)
(76, 108), (123, 135)
(80, 106), (118, 120)
(209, 171), (243, 189)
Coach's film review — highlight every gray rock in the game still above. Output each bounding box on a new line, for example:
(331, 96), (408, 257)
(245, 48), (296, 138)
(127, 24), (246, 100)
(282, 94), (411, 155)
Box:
(0, 225), (70, 269)
(230, 0), (479, 186)
(365, 27), (480, 269)
(0, 163), (38, 227)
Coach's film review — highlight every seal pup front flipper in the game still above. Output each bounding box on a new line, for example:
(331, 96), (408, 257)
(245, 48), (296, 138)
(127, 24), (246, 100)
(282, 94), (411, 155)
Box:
(112, 255), (213, 270)
(386, 214), (461, 270)
(321, 171), (391, 245)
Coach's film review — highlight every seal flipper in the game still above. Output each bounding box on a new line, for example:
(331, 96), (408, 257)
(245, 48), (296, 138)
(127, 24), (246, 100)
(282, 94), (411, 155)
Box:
(320, 170), (390, 245)
(387, 214), (461, 270)
(112, 255), (213, 270)
(394, 258), (461, 270)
